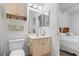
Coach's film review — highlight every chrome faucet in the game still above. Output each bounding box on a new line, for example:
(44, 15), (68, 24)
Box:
(41, 28), (45, 36)
(36, 28), (46, 36)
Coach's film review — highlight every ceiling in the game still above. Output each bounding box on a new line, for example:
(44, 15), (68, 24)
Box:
(59, 3), (79, 13)
(32, 3), (45, 7)
(29, 3), (79, 14)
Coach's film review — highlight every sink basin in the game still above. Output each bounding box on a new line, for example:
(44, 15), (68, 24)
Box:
(28, 34), (50, 39)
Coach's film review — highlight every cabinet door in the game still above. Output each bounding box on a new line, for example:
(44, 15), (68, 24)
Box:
(4, 3), (17, 15)
(32, 39), (43, 56)
(18, 3), (27, 17)
(29, 39), (43, 56)
(42, 37), (51, 55)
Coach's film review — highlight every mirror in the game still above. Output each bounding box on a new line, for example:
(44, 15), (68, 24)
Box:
(29, 9), (37, 33)
(28, 3), (50, 34)
(38, 12), (50, 27)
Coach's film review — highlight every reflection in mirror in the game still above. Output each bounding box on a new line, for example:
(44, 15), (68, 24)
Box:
(32, 16), (36, 33)
(38, 12), (50, 27)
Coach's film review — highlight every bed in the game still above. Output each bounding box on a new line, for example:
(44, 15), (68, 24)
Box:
(59, 27), (79, 55)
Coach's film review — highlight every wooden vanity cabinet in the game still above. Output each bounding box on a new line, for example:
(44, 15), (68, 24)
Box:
(28, 37), (51, 56)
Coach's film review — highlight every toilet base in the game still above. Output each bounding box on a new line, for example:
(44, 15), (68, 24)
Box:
(10, 49), (25, 56)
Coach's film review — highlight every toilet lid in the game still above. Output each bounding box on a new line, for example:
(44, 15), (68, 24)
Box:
(10, 49), (25, 56)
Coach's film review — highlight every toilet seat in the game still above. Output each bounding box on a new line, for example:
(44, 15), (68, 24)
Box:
(10, 49), (25, 56)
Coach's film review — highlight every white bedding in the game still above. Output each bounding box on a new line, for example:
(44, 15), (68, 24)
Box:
(60, 34), (79, 55)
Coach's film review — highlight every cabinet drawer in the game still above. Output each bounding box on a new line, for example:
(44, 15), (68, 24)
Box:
(29, 39), (43, 46)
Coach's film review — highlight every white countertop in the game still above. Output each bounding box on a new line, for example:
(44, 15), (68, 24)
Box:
(28, 34), (51, 39)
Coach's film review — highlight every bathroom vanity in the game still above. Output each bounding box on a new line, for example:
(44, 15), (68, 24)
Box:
(28, 35), (51, 56)
(28, 4), (51, 56)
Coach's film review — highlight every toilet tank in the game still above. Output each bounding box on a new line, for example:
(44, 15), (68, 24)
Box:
(9, 39), (25, 51)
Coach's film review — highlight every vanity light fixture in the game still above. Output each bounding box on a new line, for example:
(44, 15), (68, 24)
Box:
(29, 3), (42, 10)
(33, 5), (38, 8)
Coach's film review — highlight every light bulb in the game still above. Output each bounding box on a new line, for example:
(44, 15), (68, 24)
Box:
(38, 6), (42, 10)
(33, 5), (38, 8)
(29, 3), (32, 6)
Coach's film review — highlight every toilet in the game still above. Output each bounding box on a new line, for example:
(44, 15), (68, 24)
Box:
(9, 39), (25, 56)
